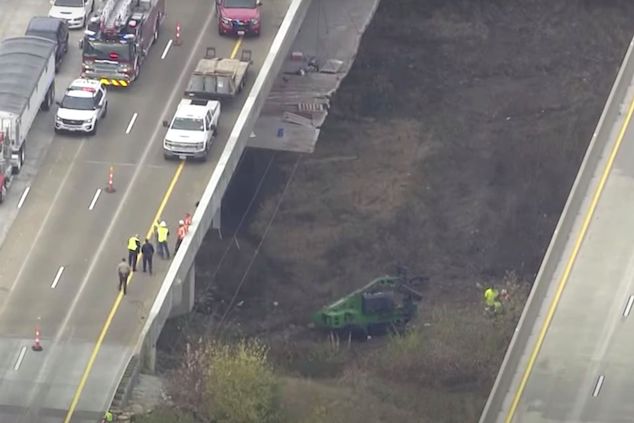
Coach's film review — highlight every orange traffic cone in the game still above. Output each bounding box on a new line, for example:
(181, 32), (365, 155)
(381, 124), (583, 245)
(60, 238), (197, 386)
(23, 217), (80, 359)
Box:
(32, 324), (43, 351)
(175, 23), (182, 46)
(105, 166), (116, 193)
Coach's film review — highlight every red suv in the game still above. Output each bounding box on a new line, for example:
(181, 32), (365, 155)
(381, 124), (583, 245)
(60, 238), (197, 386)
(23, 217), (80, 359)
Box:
(216, 0), (262, 36)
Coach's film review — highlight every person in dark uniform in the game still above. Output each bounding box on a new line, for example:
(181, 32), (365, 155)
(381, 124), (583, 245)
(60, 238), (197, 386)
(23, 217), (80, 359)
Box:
(141, 238), (155, 274)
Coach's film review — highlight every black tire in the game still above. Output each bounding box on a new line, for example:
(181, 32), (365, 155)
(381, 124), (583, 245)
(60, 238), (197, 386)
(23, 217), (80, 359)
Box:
(90, 120), (98, 135)
(102, 101), (108, 118)
(41, 83), (54, 111)
(0, 183), (6, 203)
(12, 145), (25, 175)
(54, 128), (61, 134)
(164, 152), (173, 160)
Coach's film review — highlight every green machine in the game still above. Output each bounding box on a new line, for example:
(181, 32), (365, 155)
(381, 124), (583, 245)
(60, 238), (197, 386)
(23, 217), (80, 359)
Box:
(312, 272), (425, 336)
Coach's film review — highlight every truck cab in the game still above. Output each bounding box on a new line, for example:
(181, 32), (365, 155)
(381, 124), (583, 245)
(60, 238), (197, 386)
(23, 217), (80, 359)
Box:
(162, 99), (221, 161)
(216, 0), (262, 36)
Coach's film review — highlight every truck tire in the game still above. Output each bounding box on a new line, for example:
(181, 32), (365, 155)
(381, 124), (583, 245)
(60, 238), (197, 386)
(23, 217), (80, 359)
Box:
(40, 83), (54, 112)
(152, 21), (159, 45)
(12, 145), (25, 175)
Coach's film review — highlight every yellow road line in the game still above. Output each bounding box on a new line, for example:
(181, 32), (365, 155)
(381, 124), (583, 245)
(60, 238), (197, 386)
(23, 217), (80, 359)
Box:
(63, 37), (244, 422)
(504, 89), (634, 422)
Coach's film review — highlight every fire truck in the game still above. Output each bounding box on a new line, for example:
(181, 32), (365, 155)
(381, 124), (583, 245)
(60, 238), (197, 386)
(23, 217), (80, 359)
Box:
(80, 0), (165, 87)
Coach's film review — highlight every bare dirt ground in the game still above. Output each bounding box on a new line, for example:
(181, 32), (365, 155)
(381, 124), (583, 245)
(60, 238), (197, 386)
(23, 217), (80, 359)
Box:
(158, 1), (634, 422)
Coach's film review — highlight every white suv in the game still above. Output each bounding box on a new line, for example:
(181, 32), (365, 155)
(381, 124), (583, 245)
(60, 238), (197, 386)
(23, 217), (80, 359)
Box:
(48, 0), (94, 29)
(55, 79), (107, 135)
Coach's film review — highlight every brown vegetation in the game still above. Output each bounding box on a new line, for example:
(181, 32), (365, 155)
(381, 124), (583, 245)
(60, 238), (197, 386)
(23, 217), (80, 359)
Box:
(156, 1), (634, 422)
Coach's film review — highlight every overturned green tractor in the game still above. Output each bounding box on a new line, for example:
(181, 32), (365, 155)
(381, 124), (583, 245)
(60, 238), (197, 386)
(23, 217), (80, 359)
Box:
(312, 273), (425, 337)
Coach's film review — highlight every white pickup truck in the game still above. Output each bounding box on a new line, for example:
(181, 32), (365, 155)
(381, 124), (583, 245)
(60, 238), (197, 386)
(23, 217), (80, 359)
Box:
(162, 98), (221, 161)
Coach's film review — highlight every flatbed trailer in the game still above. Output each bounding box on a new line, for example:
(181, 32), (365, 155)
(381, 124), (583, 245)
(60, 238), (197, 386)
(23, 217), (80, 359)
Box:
(184, 47), (252, 100)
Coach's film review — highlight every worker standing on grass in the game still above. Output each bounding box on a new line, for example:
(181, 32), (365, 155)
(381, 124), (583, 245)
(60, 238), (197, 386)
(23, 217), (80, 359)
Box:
(127, 234), (141, 271)
(117, 258), (130, 296)
(141, 238), (155, 274)
(155, 220), (170, 259)
(484, 286), (502, 315)
(175, 219), (187, 253)
(101, 410), (113, 422)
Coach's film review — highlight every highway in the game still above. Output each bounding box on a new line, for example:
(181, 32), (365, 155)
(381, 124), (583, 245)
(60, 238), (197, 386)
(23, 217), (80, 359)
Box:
(0, 0), (292, 421)
(480, 38), (634, 423)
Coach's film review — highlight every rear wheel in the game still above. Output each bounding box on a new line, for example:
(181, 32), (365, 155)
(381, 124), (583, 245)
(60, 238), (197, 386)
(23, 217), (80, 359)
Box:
(12, 145), (25, 175)
(40, 84), (54, 111)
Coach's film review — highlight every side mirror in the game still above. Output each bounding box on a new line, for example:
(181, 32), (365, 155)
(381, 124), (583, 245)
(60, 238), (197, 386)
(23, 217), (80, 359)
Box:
(162, 120), (169, 128)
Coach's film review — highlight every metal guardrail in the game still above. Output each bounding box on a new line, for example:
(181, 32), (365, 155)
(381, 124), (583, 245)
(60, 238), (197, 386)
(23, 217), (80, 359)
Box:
(479, 36), (634, 423)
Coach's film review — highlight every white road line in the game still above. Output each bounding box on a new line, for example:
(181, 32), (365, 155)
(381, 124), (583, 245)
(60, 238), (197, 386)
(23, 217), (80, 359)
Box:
(13, 346), (26, 371)
(51, 266), (65, 289)
(125, 113), (138, 134)
(161, 39), (173, 59)
(624, 295), (634, 317)
(17, 186), (30, 209)
(592, 375), (605, 397)
(88, 188), (102, 211)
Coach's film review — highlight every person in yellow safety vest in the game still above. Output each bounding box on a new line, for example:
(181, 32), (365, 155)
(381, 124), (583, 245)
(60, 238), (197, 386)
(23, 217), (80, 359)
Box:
(127, 234), (141, 272)
(102, 410), (113, 422)
(155, 220), (170, 259)
(484, 286), (502, 314)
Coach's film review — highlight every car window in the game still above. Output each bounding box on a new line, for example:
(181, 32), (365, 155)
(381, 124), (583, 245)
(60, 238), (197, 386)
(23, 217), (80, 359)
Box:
(54, 0), (83, 6)
(224, 0), (257, 8)
(172, 118), (204, 131)
(26, 30), (57, 44)
(61, 96), (95, 110)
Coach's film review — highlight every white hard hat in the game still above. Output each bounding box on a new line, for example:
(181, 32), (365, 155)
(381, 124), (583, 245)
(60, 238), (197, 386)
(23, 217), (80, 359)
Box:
(160, 221), (166, 226)
(179, 220), (185, 225)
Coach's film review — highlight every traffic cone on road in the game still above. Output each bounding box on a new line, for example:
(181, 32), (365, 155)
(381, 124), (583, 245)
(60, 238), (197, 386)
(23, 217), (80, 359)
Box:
(105, 166), (116, 193)
(32, 324), (43, 351)
(175, 23), (182, 46)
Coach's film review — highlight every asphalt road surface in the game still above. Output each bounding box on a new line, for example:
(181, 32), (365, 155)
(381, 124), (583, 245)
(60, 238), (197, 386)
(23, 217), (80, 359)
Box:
(0, 0), (292, 421)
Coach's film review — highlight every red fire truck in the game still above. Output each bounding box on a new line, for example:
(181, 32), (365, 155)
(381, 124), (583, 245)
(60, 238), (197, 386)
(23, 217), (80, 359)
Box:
(80, 0), (165, 87)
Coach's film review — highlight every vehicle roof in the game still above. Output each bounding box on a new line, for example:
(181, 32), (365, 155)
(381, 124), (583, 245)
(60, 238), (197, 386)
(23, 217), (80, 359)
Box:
(175, 99), (219, 119)
(0, 37), (56, 115)
(26, 17), (64, 32)
(69, 78), (102, 89)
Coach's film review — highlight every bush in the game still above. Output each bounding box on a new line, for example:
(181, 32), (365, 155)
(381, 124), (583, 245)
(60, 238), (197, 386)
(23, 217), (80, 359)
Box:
(134, 407), (197, 423)
(169, 338), (281, 423)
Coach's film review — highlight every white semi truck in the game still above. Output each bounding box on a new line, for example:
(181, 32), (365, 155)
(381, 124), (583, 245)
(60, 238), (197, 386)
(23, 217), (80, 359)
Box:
(0, 36), (56, 202)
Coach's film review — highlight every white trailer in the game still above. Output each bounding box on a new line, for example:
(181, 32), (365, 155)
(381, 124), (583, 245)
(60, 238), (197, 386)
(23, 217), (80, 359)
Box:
(0, 36), (56, 176)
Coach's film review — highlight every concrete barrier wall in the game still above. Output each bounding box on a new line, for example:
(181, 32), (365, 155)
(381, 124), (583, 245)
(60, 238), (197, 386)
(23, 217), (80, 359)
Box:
(131, 0), (313, 372)
(479, 36), (634, 423)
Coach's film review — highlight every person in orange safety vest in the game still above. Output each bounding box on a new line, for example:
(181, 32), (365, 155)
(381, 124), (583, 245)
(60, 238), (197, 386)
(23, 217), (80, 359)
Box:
(175, 220), (186, 253)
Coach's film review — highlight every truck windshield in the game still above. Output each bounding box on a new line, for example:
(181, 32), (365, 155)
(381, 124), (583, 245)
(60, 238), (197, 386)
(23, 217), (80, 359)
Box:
(171, 118), (204, 131)
(83, 41), (131, 61)
(54, 0), (83, 6)
(61, 96), (95, 111)
(225, 0), (257, 8)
